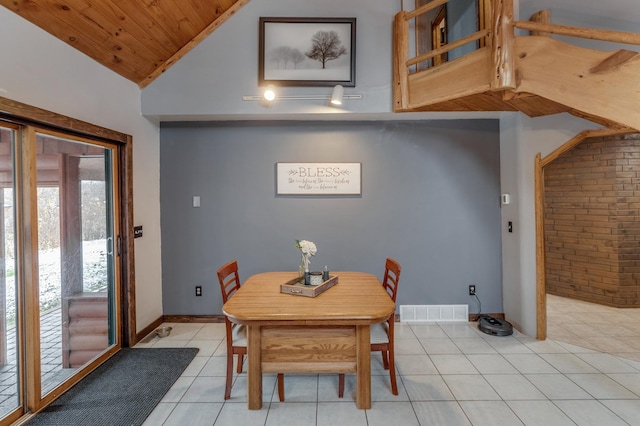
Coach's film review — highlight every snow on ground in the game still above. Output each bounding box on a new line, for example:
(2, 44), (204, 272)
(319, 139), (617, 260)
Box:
(4, 239), (108, 324)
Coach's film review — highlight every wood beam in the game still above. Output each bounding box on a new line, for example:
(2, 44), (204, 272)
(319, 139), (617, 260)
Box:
(534, 153), (546, 340)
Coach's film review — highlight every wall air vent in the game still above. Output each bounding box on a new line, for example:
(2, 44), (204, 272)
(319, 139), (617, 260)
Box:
(400, 305), (469, 322)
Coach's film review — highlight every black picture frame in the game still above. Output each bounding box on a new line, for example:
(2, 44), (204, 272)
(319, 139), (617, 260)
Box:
(259, 17), (356, 87)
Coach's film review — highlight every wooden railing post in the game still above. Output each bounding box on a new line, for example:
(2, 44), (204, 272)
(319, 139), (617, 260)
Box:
(393, 11), (410, 111)
(490, 0), (515, 90)
(529, 10), (551, 36)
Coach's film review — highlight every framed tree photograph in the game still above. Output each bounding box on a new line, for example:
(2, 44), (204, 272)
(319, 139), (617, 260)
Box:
(259, 17), (356, 87)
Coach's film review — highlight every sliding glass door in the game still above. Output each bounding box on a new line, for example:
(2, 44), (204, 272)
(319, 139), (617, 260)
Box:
(33, 131), (119, 400)
(0, 121), (123, 421)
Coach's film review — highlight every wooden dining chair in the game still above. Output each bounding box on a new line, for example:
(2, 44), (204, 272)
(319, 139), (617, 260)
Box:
(217, 260), (285, 401)
(338, 257), (401, 397)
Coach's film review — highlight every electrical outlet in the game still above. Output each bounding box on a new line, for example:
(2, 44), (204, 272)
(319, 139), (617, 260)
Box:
(469, 285), (476, 296)
(195, 286), (202, 296)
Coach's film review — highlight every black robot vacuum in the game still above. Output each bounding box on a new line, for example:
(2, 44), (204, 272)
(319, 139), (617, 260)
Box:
(477, 315), (513, 336)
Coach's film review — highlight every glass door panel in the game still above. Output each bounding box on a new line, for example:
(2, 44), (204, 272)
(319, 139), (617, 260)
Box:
(35, 132), (117, 398)
(0, 110), (126, 422)
(0, 125), (20, 419)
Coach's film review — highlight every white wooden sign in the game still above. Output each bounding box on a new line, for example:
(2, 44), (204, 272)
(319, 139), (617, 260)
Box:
(276, 163), (361, 195)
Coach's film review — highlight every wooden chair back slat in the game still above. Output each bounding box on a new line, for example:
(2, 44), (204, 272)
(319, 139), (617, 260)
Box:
(217, 260), (241, 303)
(382, 257), (401, 303)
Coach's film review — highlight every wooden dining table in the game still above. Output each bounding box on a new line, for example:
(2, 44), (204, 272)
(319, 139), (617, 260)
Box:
(222, 271), (396, 410)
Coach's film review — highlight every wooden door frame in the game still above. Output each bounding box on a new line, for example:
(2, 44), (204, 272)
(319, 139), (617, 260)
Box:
(0, 96), (137, 413)
(431, 5), (448, 66)
(534, 128), (636, 339)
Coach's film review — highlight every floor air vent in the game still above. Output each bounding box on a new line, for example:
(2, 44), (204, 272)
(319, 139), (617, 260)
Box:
(400, 305), (469, 322)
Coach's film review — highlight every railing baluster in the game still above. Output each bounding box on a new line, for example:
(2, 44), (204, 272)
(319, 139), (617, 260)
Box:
(515, 20), (640, 45)
(407, 30), (491, 67)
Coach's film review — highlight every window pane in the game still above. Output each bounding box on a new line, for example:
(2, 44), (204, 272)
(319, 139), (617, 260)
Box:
(35, 133), (116, 397)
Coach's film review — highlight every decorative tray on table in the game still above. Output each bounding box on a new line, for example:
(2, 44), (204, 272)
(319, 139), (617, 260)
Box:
(280, 275), (339, 297)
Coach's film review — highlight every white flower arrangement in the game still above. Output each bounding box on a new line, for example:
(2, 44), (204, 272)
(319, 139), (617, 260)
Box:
(296, 239), (317, 272)
(296, 239), (317, 256)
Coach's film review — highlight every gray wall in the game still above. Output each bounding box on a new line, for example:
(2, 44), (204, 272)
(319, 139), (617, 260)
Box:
(160, 120), (502, 317)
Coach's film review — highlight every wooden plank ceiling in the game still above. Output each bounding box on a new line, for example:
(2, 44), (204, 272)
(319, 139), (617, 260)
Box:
(0, 0), (249, 88)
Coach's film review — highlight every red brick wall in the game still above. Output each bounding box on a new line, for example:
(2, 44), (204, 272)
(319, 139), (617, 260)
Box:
(544, 134), (640, 307)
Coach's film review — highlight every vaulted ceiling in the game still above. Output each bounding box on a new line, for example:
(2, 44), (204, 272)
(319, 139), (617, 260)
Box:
(0, 0), (248, 88)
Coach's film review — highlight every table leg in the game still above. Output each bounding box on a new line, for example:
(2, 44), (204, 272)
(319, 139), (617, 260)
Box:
(247, 325), (262, 409)
(355, 324), (371, 409)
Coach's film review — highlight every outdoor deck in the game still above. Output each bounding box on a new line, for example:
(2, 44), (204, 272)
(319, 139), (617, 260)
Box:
(0, 308), (72, 415)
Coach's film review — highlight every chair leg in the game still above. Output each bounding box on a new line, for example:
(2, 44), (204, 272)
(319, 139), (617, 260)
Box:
(236, 353), (244, 373)
(388, 347), (398, 395)
(338, 374), (345, 398)
(225, 353), (233, 400)
(277, 374), (285, 402)
(382, 350), (390, 370)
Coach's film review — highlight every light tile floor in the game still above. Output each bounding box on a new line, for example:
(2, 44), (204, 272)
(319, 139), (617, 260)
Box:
(547, 294), (640, 362)
(137, 320), (640, 426)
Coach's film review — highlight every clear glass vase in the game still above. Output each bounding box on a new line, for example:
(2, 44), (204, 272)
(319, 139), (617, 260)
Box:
(299, 254), (305, 277)
(299, 254), (309, 283)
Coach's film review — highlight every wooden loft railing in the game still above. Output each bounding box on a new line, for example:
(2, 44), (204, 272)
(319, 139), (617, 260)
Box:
(393, 0), (514, 110)
(393, 0), (640, 131)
